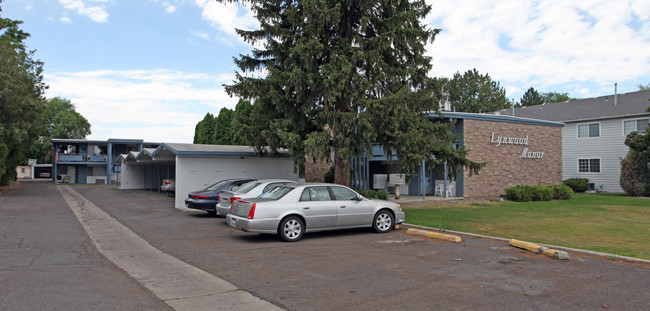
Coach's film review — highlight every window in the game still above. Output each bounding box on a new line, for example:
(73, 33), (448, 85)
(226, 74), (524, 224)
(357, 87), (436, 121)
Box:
(330, 186), (358, 200)
(623, 118), (649, 136)
(578, 158), (600, 173)
(300, 186), (331, 201)
(578, 123), (600, 138)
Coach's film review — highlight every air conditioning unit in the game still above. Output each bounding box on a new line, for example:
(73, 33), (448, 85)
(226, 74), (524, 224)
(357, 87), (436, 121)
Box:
(373, 174), (387, 190)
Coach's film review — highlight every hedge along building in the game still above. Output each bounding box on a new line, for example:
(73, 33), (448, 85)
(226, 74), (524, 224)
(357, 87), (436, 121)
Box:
(345, 112), (564, 198)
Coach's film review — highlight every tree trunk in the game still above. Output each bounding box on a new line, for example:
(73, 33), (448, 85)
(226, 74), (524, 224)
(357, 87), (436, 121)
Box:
(334, 152), (350, 187)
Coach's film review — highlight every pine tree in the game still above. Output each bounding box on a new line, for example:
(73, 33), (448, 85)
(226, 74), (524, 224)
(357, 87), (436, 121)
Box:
(520, 87), (544, 107)
(223, 0), (483, 185)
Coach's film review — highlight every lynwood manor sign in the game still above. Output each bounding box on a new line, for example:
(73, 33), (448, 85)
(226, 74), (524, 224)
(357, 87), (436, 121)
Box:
(489, 132), (545, 159)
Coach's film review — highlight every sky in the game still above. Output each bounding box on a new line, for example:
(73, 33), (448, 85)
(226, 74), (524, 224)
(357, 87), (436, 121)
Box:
(3, 0), (650, 143)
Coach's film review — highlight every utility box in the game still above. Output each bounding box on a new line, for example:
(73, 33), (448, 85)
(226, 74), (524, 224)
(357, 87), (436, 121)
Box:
(389, 174), (405, 185)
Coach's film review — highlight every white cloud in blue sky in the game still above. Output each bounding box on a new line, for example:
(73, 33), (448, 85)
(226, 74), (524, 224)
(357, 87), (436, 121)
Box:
(3, 0), (650, 143)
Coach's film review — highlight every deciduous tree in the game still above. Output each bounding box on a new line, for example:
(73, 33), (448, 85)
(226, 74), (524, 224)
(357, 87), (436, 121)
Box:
(541, 91), (575, 103)
(446, 68), (509, 113)
(0, 4), (47, 185)
(26, 97), (91, 163)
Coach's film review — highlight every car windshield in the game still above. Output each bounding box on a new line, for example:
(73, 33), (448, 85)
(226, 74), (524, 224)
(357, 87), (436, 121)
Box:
(205, 180), (230, 191)
(260, 186), (294, 199)
(235, 181), (261, 194)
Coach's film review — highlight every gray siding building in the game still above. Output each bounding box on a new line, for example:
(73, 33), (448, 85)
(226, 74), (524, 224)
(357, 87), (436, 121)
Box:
(496, 90), (650, 193)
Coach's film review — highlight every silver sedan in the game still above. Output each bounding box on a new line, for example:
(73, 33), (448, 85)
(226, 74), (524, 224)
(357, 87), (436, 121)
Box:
(226, 183), (405, 242)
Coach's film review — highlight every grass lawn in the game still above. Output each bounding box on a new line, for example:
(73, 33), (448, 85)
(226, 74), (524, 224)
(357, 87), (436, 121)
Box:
(403, 193), (650, 260)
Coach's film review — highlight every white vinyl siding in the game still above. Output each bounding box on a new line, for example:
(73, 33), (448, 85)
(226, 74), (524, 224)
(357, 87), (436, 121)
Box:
(577, 122), (600, 138)
(563, 118), (632, 193)
(623, 118), (649, 136)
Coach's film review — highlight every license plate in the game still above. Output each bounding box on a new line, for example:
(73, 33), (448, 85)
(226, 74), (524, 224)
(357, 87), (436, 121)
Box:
(229, 218), (237, 227)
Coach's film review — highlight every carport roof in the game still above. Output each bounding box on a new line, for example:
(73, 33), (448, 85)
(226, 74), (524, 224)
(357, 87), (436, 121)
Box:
(153, 143), (291, 158)
(116, 143), (291, 164)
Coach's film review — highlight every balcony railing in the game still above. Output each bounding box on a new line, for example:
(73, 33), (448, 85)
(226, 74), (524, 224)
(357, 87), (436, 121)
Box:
(58, 154), (108, 163)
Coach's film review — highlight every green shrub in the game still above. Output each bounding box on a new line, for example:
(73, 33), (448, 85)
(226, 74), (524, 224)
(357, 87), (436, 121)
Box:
(563, 178), (589, 192)
(505, 185), (572, 202)
(620, 151), (650, 197)
(505, 185), (533, 202)
(531, 185), (553, 201)
(552, 184), (573, 200)
(354, 188), (388, 200)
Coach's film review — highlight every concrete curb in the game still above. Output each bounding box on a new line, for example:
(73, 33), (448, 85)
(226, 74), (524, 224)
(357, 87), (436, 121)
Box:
(404, 223), (650, 264)
(509, 239), (570, 260)
(406, 228), (462, 242)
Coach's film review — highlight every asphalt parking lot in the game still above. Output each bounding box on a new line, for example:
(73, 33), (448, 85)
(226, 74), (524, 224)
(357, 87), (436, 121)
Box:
(3, 181), (650, 310)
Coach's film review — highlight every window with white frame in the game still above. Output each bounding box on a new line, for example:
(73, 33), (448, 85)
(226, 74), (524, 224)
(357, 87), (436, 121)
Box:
(578, 158), (600, 173)
(623, 118), (649, 136)
(578, 123), (600, 138)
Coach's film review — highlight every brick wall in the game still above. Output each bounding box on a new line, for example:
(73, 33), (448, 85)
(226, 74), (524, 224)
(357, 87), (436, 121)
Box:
(305, 158), (332, 182)
(462, 119), (562, 197)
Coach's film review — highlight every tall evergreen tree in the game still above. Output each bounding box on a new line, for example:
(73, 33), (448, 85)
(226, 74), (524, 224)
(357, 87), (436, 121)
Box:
(213, 107), (234, 145)
(520, 87), (545, 107)
(222, 0), (484, 185)
(0, 4), (47, 185)
(231, 99), (254, 145)
(446, 68), (509, 113)
(193, 113), (216, 144)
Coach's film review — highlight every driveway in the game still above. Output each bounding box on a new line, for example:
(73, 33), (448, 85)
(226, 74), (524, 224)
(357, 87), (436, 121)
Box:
(67, 184), (650, 311)
(2, 181), (649, 310)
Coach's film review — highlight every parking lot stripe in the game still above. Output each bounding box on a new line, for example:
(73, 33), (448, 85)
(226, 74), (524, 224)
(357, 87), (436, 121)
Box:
(56, 185), (284, 311)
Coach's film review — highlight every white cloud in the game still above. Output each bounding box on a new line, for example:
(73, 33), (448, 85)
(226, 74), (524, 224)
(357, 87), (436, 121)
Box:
(44, 69), (238, 143)
(59, 0), (109, 23)
(425, 0), (650, 98)
(193, 0), (259, 46)
(60, 16), (73, 24)
(165, 5), (177, 14)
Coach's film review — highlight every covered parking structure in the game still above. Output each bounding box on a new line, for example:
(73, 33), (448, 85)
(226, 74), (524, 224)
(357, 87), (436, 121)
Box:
(117, 143), (298, 210)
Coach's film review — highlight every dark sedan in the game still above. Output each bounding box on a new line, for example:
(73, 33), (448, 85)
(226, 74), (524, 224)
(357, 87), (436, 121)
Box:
(184, 178), (254, 215)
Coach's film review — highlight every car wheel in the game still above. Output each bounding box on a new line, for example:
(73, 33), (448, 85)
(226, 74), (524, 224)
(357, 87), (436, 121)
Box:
(278, 216), (304, 242)
(373, 210), (394, 233)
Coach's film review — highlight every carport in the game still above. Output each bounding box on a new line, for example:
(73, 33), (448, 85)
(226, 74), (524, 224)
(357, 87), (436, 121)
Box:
(117, 143), (298, 210)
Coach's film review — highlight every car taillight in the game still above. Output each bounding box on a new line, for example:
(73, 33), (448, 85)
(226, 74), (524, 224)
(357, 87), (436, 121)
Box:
(248, 203), (256, 219)
(229, 196), (241, 204)
(397, 204), (402, 212)
(190, 195), (210, 199)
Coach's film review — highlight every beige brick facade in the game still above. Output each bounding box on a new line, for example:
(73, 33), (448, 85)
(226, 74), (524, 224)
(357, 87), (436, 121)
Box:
(462, 119), (562, 198)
